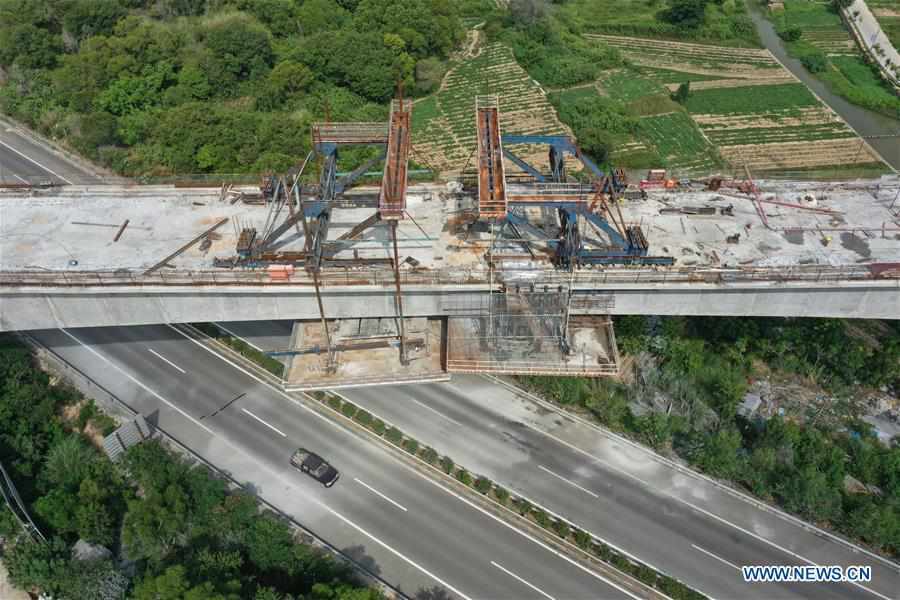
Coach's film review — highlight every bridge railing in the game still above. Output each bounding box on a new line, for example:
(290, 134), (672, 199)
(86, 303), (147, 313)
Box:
(0, 263), (893, 288)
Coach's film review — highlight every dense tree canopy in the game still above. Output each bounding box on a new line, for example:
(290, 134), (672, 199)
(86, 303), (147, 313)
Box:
(0, 0), (465, 176)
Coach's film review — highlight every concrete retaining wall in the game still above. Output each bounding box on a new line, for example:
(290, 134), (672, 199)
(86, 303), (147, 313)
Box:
(2, 279), (898, 331)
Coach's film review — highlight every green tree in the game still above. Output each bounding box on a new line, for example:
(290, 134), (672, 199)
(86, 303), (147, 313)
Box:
(63, 0), (127, 42)
(672, 81), (691, 104)
(0, 24), (62, 69)
(203, 13), (274, 90)
(662, 0), (709, 29)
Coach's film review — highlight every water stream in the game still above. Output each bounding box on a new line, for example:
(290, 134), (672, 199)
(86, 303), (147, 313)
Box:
(745, 0), (899, 170)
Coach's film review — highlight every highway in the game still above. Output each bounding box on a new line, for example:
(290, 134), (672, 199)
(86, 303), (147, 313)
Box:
(31, 325), (639, 600)
(0, 119), (102, 185)
(205, 321), (900, 599)
(339, 379), (900, 600)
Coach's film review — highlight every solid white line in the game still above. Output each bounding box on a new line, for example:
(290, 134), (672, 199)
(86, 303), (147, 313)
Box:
(12, 173), (28, 184)
(214, 323), (265, 352)
(0, 138), (74, 184)
(354, 478), (408, 512)
(169, 325), (639, 600)
(692, 544), (740, 571)
(148, 348), (186, 374)
(538, 465), (599, 499)
(491, 561), (556, 600)
(58, 329), (214, 435)
(409, 397), (463, 427)
(241, 408), (287, 438)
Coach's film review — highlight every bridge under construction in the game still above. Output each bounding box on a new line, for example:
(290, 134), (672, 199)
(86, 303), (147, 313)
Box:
(2, 96), (899, 387)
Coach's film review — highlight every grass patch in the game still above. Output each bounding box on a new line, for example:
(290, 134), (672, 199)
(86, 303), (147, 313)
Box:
(638, 111), (722, 173)
(683, 83), (819, 114)
(194, 323), (285, 378)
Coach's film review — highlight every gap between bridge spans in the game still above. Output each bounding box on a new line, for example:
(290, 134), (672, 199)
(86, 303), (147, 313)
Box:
(172, 323), (671, 600)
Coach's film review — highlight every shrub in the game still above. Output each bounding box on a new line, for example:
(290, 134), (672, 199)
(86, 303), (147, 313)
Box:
(421, 446), (439, 465)
(554, 519), (570, 539)
(671, 81), (691, 104)
(574, 528), (592, 550)
(474, 476), (492, 495)
(594, 542), (614, 561)
(634, 563), (658, 586)
(341, 402), (357, 419)
(516, 498), (532, 516)
(440, 456), (454, 474)
(327, 396), (342, 411)
(77, 400), (98, 430)
(455, 469), (472, 486)
(93, 413), (118, 437)
(533, 508), (551, 528)
(354, 409), (373, 427)
(801, 53), (829, 73)
(385, 426), (403, 445)
(371, 419), (386, 436)
(778, 27), (802, 42)
(403, 438), (419, 455)
(494, 486), (510, 506)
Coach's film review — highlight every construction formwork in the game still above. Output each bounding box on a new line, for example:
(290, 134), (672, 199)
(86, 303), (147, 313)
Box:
(379, 99), (412, 219)
(475, 95), (508, 219)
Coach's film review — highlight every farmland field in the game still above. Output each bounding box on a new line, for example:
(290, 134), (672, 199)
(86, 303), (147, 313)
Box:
(869, 0), (900, 49)
(584, 35), (888, 175)
(411, 38), (568, 175)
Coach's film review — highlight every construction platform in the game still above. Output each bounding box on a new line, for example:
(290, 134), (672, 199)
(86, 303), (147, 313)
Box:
(3, 178), (900, 273)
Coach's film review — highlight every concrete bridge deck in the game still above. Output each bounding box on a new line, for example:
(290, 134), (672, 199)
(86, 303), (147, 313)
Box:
(2, 177), (900, 331)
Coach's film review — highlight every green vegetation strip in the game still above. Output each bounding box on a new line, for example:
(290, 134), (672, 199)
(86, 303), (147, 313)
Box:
(0, 336), (381, 599)
(312, 390), (707, 600)
(194, 322), (285, 378)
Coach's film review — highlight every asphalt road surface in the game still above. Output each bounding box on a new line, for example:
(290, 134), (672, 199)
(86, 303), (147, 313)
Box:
(339, 378), (900, 600)
(32, 325), (640, 600)
(0, 121), (102, 185)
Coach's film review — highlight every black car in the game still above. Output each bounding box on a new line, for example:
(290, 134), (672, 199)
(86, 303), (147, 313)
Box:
(290, 448), (340, 487)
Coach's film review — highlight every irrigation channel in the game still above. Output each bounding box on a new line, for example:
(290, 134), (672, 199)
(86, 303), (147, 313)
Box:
(746, 0), (900, 170)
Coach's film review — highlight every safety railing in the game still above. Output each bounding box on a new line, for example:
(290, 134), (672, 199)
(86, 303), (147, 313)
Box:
(0, 263), (894, 289)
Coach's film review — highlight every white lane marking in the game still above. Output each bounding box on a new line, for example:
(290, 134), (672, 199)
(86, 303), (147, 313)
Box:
(148, 348), (186, 374)
(59, 329), (214, 435)
(518, 417), (890, 600)
(169, 324), (638, 600)
(316, 497), (475, 600)
(538, 465), (599, 499)
(692, 544), (740, 571)
(12, 173), (28, 184)
(409, 397), (463, 427)
(354, 478), (408, 512)
(214, 323), (267, 352)
(241, 408), (287, 438)
(491, 561), (556, 600)
(0, 139), (74, 184)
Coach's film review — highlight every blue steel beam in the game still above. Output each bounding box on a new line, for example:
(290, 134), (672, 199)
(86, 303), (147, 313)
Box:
(502, 148), (546, 181)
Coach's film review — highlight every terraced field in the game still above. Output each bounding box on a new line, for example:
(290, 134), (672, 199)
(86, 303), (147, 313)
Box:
(412, 40), (568, 175)
(586, 35), (887, 175)
(587, 34), (792, 82)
